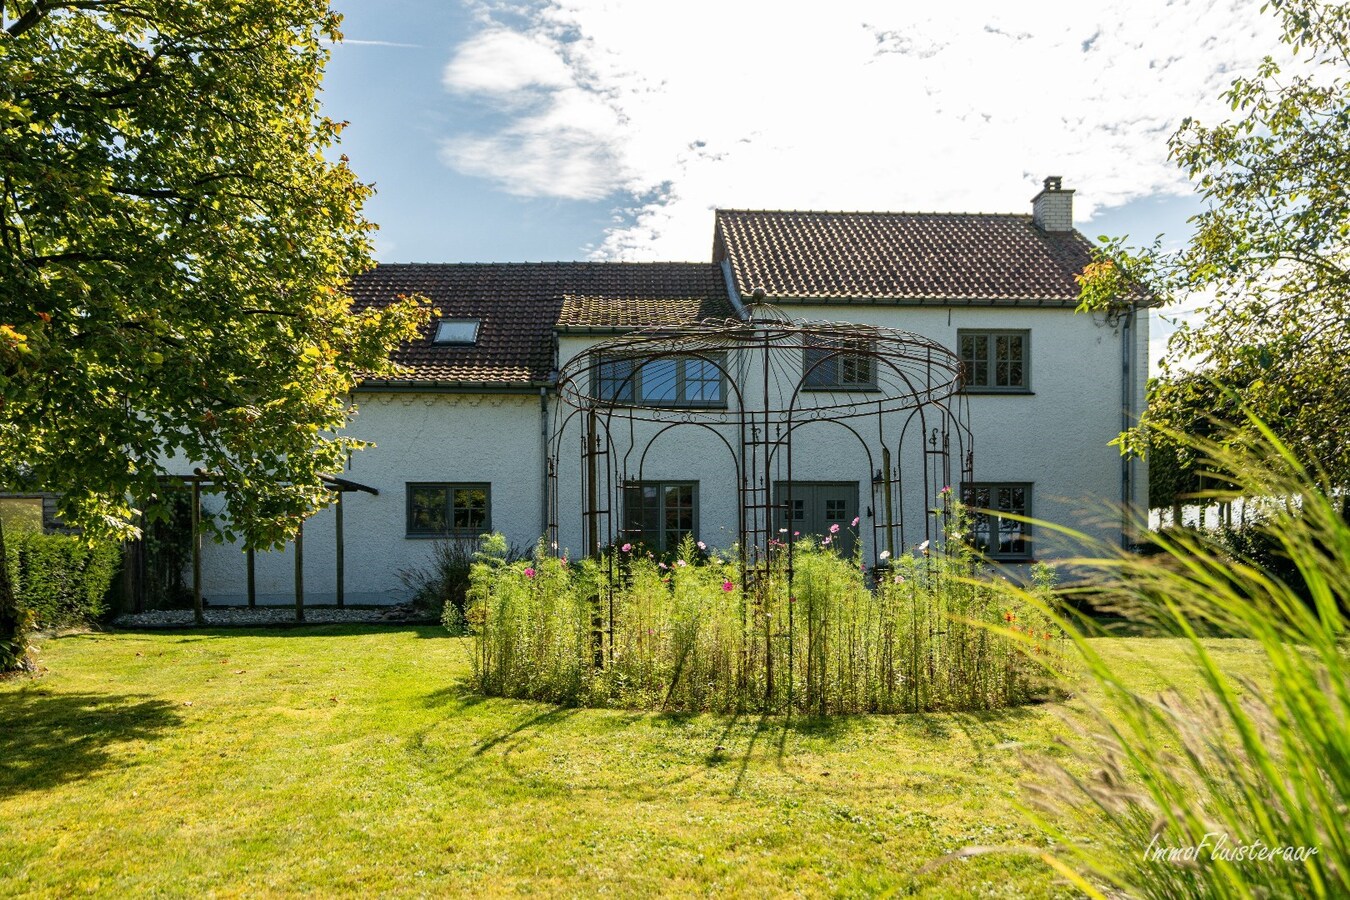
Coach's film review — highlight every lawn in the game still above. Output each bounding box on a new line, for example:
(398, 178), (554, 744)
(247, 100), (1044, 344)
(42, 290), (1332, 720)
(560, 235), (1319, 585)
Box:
(0, 627), (1272, 898)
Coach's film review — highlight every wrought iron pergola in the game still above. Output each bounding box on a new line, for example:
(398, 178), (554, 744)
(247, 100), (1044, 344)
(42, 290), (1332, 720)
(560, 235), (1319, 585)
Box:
(547, 303), (973, 654)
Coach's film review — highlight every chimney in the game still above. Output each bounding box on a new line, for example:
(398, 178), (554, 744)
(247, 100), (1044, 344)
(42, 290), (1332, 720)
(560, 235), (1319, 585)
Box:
(1031, 176), (1074, 232)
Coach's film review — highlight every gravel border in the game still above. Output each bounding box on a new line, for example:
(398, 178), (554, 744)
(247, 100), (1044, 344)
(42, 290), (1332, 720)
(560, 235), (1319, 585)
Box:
(111, 605), (439, 628)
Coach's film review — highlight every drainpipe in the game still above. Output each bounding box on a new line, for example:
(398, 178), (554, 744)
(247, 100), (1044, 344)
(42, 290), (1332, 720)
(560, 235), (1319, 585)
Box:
(540, 385), (551, 541)
(1120, 306), (1136, 550)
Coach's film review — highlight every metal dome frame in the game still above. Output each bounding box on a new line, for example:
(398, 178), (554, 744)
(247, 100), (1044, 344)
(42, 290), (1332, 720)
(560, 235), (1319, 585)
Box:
(547, 303), (974, 672)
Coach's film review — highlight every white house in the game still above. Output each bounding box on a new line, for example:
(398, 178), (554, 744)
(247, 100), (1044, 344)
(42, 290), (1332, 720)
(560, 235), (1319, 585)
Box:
(195, 178), (1148, 604)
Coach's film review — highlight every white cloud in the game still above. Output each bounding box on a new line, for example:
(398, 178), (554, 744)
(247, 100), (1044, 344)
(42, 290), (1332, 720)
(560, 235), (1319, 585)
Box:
(438, 0), (1283, 260)
(443, 28), (575, 95)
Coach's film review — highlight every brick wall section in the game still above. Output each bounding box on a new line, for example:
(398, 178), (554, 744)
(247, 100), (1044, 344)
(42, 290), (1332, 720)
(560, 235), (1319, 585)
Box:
(1032, 188), (1075, 233)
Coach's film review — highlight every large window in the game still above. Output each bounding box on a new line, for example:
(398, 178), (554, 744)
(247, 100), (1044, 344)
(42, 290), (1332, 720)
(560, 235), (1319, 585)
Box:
(406, 483), (489, 537)
(622, 481), (697, 552)
(959, 329), (1030, 392)
(803, 335), (877, 390)
(962, 482), (1032, 560)
(594, 354), (725, 406)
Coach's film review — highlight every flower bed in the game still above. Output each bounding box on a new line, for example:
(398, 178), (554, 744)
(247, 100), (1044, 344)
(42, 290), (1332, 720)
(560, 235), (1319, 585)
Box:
(466, 535), (1062, 714)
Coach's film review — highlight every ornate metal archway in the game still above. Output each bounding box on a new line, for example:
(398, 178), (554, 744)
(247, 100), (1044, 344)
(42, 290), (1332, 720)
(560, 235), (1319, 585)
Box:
(547, 304), (973, 666)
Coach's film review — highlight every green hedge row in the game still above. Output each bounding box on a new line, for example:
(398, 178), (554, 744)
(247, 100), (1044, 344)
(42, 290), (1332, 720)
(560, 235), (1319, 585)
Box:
(3, 530), (119, 629)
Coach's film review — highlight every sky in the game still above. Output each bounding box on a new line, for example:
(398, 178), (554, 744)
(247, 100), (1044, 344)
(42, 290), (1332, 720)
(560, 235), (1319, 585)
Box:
(318, 0), (1290, 372)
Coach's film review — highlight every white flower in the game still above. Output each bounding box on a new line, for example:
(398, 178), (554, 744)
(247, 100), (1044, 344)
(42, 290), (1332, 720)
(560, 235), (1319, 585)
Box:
(878, 550), (891, 561)
(696, 541), (706, 551)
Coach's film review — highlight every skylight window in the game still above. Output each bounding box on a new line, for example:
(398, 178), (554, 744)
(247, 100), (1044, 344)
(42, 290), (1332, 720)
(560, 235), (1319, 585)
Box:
(434, 319), (480, 345)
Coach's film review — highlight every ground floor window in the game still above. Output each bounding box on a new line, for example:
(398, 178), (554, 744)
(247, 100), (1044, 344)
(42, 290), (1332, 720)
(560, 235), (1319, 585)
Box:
(962, 482), (1032, 559)
(622, 481), (697, 552)
(406, 483), (490, 537)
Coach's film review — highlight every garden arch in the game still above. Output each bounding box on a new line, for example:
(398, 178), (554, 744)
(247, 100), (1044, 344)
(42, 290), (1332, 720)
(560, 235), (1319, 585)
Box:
(547, 304), (973, 640)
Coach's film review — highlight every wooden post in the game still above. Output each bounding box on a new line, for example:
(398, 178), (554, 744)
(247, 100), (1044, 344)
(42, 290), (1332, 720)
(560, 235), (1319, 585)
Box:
(246, 547), (256, 608)
(294, 519), (304, 623)
(335, 491), (345, 608)
(192, 478), (204, 625)
(134, 508), (146, 614)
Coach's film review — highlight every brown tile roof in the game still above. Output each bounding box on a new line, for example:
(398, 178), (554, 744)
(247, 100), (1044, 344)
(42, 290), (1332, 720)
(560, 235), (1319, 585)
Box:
(713, 210), (1101, 305)
(556, 263), (731, 331)
(348, 262), (732, 387)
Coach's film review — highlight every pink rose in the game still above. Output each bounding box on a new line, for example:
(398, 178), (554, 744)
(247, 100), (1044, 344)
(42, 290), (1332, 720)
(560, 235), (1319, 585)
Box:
(524, 567), (536, 579)
(721, 580), (734, 592)
(620, 543), (632, 553)
(829, 523), (840, 534)
(851, 516), (860, 527)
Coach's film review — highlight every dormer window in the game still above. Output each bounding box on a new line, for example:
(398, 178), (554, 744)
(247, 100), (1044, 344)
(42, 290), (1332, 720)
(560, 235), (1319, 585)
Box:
(434, 319), (480, 345)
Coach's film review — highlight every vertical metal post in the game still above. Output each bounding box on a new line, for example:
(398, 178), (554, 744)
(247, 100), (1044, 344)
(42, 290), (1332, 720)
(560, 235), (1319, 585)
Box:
(294, 519), (305, 623)
(192, 478), (204, 625)
(882, 446), (896, 560)
(585, 409), (600, 560)
(335, 491), (345, 608)
(584, 408), (603, 667)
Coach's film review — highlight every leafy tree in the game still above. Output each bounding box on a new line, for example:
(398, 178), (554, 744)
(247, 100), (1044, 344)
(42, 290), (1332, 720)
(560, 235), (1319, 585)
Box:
(1079, 0), (1350, 491)
(0, 2), (428, 549)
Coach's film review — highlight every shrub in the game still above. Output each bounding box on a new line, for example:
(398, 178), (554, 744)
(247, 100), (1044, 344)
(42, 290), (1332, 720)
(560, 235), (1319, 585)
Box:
(3, 530), (119, 629)
(467, 533), (1060, 714)
(400, 532), (525, 630)
(1013, 425), (1350, 898)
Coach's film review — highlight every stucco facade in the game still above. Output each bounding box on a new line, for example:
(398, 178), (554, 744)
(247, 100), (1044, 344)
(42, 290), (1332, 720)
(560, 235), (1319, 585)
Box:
(192, 183), (1150, 604)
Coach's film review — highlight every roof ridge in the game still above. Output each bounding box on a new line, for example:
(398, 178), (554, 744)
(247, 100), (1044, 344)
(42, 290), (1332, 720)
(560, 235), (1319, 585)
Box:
(715, 209), (1037, 219)
(369, 260), (714, 268)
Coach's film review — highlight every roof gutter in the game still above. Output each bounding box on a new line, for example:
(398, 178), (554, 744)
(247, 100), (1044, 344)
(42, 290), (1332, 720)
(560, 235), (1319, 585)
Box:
(355, 379), (555, 395)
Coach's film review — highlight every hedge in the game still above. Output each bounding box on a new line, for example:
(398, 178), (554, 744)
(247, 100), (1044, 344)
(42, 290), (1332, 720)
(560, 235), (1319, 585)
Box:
(3, 530), (119, 629)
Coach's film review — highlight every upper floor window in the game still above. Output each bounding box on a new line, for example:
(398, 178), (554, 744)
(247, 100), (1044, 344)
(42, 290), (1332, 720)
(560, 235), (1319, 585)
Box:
(803, 335), (877, 390)
(962, 482), (1032, 560)
(594, 354), (725, 407)
(959, 329), (1029, 392)
(407, 482), (489, 537)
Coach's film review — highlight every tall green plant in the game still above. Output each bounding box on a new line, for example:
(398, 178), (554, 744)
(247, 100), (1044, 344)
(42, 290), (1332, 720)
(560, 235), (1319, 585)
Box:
(467, 532), (1059, 714)
(1006, 422), (1349, 898)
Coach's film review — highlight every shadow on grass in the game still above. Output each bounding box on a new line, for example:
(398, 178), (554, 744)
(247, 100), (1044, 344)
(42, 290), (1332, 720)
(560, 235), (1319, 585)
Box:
(0, 690), (181, 795)
(96, 625), (447, 640)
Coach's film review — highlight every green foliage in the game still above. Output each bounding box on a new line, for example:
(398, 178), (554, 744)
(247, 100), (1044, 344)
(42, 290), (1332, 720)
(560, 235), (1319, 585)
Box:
(396, 533), (525, 631)
(0, 2), (429, 547)
(1079, 0), (1350, 487)
(3, 529), (118, 630)
(468, 534), (1060, 714)
(1013, 423), (1350, 898)
(0, 520), (33, 671)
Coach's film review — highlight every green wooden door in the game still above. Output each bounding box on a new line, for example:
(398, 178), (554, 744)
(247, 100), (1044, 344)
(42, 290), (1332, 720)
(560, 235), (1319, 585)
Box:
(775, 482), (859, 556)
